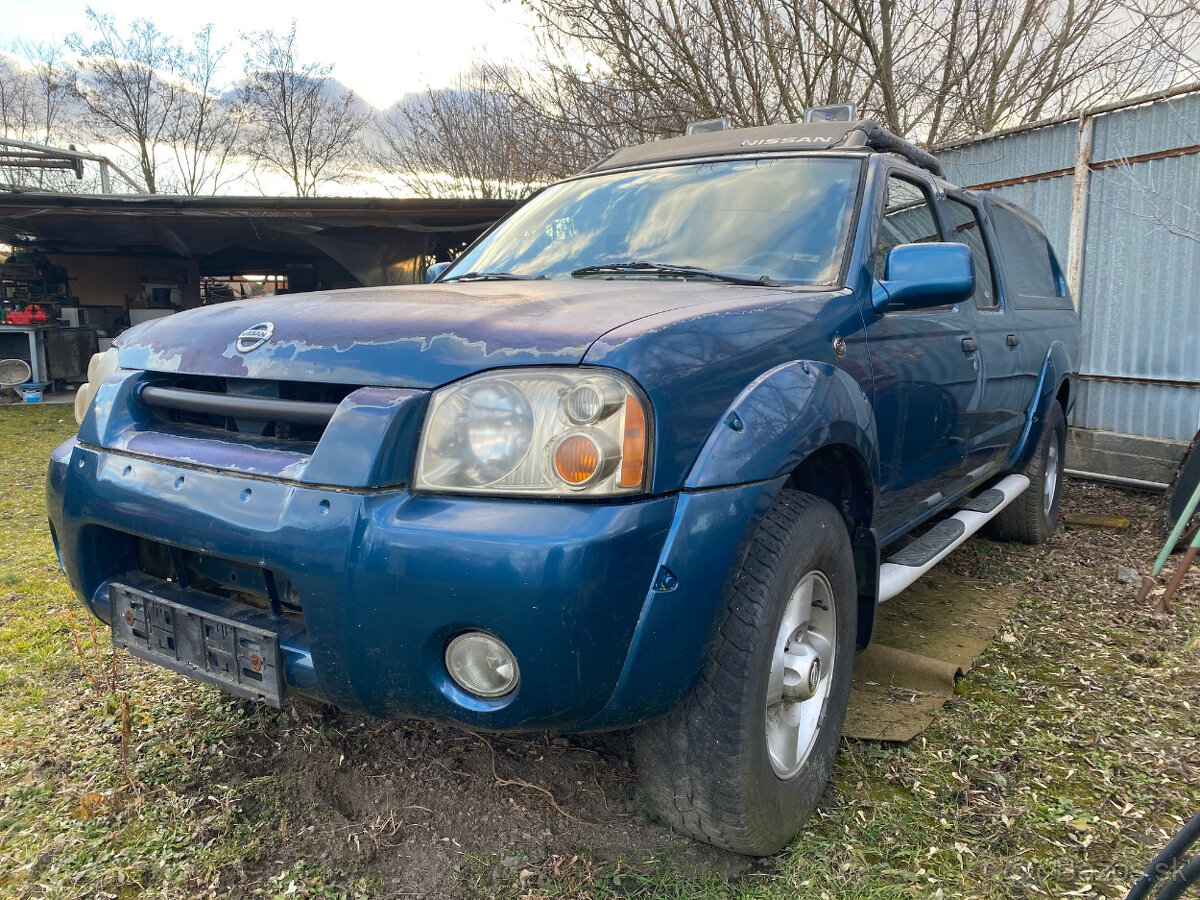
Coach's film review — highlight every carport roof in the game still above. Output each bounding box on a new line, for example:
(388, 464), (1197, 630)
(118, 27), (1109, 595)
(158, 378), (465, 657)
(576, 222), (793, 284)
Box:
(0, 193), (517, 258)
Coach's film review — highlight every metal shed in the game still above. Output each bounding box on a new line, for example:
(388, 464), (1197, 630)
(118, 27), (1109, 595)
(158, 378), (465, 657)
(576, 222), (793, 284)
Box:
(938, 86), (1200, 485)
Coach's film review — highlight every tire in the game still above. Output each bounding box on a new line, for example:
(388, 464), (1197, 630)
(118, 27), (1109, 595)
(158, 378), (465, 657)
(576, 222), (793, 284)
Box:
(633, 490), (857, 855)
(989, 400), (1066, 544)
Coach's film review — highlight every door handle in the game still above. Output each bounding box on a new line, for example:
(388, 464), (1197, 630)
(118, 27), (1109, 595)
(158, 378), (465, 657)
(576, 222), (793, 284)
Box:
(961, 337), (979, 354)
(1006, 334), (1019, 347)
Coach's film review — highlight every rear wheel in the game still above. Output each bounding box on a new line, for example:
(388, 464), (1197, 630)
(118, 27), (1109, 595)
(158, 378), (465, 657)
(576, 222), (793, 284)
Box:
(989, 400), (1066, 544)
(633, 490), (856, 855)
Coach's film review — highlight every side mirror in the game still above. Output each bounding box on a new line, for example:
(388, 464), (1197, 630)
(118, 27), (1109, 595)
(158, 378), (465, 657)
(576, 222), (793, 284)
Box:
(425, 261), (452, 284)
(872, 243), (974, 314)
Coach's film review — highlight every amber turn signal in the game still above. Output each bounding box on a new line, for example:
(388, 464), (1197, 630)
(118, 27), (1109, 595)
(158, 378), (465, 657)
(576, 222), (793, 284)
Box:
(554, 433), (603, 485)
(619, 395), (647, 488)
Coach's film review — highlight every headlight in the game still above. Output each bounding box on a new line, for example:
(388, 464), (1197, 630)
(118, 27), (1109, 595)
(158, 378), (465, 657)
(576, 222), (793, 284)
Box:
(73, 347), (121, 425)
(415, 368), (651, 496)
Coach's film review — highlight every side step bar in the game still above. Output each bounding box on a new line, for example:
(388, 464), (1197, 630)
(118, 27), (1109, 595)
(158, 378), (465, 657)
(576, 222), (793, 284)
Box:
(878, 474), (1031, 603)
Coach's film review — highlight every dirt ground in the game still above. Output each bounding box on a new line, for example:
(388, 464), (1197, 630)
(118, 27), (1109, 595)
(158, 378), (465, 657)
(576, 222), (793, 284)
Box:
(222, 713), (756, 896)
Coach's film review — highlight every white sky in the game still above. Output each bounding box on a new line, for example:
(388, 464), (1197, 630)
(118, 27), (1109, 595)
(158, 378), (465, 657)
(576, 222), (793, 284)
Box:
(0, 0), (542, 109)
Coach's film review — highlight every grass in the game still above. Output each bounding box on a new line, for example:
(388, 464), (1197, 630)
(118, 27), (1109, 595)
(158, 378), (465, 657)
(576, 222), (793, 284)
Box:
(0, 402), (1197, 899)
(0, 406), (279, 898)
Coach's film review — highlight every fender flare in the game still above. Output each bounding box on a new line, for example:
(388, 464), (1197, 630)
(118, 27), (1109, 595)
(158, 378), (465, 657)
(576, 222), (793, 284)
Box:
(684, 360), (879, 490)
(1008, 341), (1072, 471)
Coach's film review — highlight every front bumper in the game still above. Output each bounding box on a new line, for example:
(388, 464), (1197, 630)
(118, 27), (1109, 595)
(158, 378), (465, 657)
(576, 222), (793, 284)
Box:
(47, 438), (777, 731)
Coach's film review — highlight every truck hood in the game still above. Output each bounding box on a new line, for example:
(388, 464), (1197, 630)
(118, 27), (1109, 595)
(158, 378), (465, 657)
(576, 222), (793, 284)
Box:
(116, 280), (781, 389)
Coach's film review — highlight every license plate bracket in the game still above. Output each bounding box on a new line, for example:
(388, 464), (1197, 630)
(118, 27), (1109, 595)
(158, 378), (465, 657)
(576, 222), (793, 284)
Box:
(110, 581), (283, 707)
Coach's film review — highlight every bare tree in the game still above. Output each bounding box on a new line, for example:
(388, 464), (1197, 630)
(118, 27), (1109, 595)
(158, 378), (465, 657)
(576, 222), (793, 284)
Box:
(169, 26), (241, 195)
(239, 23), (371, 197)
(495, 61), (693, 175)
(24, 42), (74, 147)
(0, 42), (74, 145)
(514, 0), (862, 142)
(933, 0), (1195, 136)
(519, 0), (1200, 147)
(0, 42), (89, 191)
(1120, 0), (1200, 83)
(0, 52), (44, 143)
(68, 9), (184, 192)
(371, 65), (544, 199)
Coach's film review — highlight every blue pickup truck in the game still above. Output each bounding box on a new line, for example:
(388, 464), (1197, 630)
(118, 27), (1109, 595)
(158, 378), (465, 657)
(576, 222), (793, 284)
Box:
(48, 119), (1079, 854)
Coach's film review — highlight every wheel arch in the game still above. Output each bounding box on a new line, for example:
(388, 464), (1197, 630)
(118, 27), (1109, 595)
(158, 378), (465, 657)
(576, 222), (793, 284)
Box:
(1009, 341), (1073, 472)
(684, 359), (880, 492)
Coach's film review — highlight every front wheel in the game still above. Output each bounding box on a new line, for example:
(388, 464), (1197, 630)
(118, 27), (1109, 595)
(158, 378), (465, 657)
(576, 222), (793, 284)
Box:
(633, 490), (856, 855)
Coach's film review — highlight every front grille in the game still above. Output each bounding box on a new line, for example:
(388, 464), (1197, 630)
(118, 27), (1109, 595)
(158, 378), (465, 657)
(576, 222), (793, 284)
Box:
(137, 375), (359, 444)
(136, 537), (304, 619)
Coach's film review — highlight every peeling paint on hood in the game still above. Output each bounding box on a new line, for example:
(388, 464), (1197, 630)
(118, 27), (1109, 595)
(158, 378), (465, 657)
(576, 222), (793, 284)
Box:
(116, 280), (779, 389)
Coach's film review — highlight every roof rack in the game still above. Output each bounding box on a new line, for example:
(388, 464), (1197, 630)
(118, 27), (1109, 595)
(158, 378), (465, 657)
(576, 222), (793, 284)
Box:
(841, 122), (944, 177)
(586, 119), (944, 178)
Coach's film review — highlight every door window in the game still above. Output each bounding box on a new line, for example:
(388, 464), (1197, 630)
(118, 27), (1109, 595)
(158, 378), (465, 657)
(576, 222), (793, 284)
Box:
(947, 197), (999, 309)
(875, 175), (941, 280)
(988, 203), (1070, 302)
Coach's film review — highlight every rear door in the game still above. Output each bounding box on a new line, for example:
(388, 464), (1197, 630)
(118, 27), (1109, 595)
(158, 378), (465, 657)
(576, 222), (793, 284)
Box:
(983, 198), (1076, 425)
(864, 169), (984, 539)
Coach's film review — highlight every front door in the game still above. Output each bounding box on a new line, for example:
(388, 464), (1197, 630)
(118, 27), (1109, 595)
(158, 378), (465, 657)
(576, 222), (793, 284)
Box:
(864, 171), (984, 540)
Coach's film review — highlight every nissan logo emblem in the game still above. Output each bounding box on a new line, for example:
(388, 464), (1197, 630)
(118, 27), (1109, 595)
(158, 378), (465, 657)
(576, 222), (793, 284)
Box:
(236, 322), (274, 353)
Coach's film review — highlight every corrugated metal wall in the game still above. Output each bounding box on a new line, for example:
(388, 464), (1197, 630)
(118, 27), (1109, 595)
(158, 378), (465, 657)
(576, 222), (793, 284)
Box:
(938, 90), (1200, 456)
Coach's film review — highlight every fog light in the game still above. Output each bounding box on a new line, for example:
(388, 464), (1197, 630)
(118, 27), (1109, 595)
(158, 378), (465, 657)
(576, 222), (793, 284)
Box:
(445, 632), (519, 698)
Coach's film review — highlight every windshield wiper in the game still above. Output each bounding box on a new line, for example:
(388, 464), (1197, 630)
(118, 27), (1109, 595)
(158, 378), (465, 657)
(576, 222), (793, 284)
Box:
(570, 261), (777, 286)
(441, 271), (546, 282)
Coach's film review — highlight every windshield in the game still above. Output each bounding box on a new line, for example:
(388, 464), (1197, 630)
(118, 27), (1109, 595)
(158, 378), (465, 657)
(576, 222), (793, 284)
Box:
(445, 157), (861, 286)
